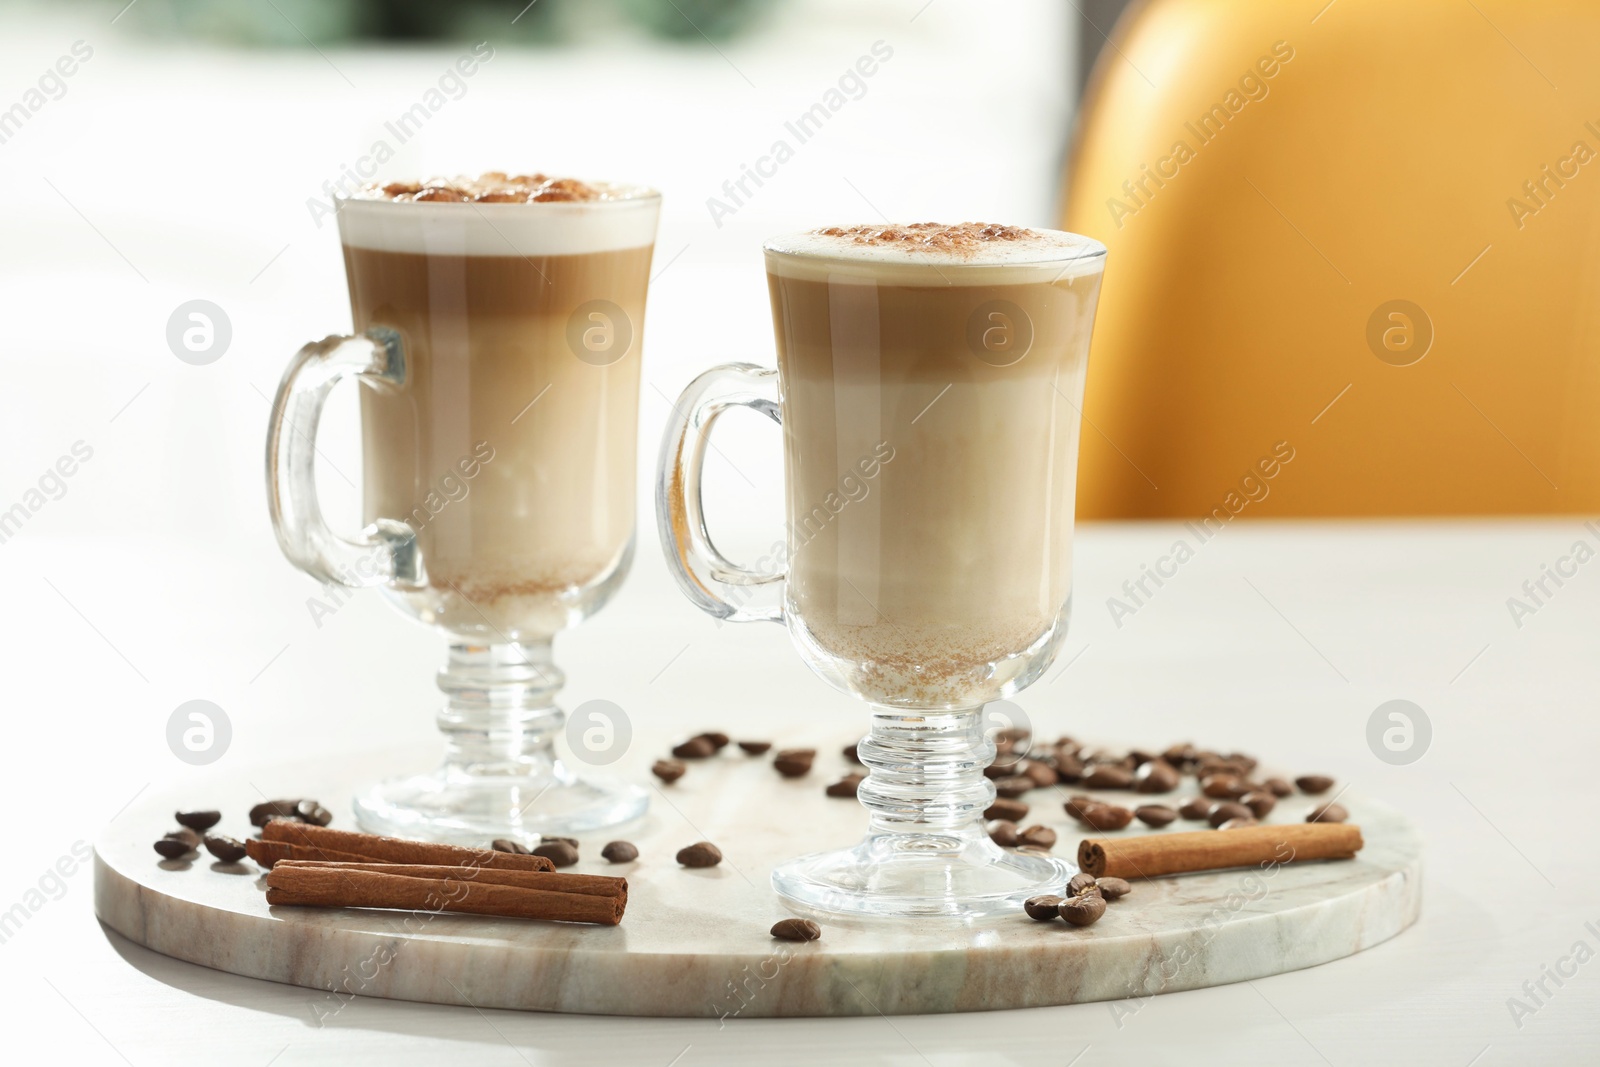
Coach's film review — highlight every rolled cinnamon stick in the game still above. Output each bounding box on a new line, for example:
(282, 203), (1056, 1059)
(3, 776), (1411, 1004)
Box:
(259, 821), (554, 872)
(274, 861), (626, 905)
(1078, 823), (1363, 880)
(245, 838), (375, 869)
(265, 865), (624, 925)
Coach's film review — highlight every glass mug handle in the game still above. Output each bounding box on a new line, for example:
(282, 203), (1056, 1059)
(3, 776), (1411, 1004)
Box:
(655, 362), (785, 623)
(265, 328), (422, 589)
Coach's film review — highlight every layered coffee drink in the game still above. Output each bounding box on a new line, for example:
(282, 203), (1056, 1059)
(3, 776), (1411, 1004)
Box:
(339, 173), (659, 638)
(765, 223), (1105, 708)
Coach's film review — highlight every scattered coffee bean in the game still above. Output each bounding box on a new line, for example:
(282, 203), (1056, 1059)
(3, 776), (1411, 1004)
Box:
(1178, 796), (1214, 821)
(986, 819), (1020, 847)
(1067, 872), (1099, 897)
(992, 775), (1034, 799)
(1054, 754), (1085, 783)
(1075, 804), (1135, 831)
(1024, 895), (1063, 920)
(825, 773), (864, 797)
(672, 736), (717, 759)
(1063, 794), (1096, 820)
(774, 749), (816, 777)
(1307, 802), (1349, 824)
(843, 743), (862, 764)
(985, 798), (1029, 822)
(1134, 759), (1180, 794)
(295, 800), (333, 827)
(700, 732), (731, 750)
(1217, 816), (1259, 830)
(1263, 777), (1294, 797)
(492, 838), (532, 854)
(737, 740), (772, 755)
(771, 918), (822, 941)
(249, 800), (303, 827)
(652, 758), (687, 783)
(677, 841), (722, 868)
(1083, 765), (1134, 789)
(175, 810), (221, 832)
(1060, 892), (1108, 927)
(1200, 774), (1243, 799)
(153, 838), (191, 860)
(1021, 760), (1059, 788)
(1135, 804), (1178, 828)
(532, 840), (579, 867)
(1207, 801), (1252, 828)
(601, 841), (639, 863)
(1097, 876), (1132, 901)
(1296, 774), (1335, 795)
(1018, 825), (1057, 849)
(542, 835), (579, 849)
(164, 827), (202, 850)
(1163, 743), (1199, 769)
(204, 834), (248, 863)
(1239, 791), (1277, 818)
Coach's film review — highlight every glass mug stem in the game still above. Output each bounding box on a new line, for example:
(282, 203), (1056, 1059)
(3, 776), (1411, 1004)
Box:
(857, 707), (995, 838)
(434, 641), (565, 779)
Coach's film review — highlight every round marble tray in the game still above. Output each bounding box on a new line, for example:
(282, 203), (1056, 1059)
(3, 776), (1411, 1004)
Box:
(94, 747), (1421, 1017)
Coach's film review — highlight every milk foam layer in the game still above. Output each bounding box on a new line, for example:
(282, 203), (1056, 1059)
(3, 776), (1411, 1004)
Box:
(766, 223), (1106, 284)
(337, 181), (659, 257)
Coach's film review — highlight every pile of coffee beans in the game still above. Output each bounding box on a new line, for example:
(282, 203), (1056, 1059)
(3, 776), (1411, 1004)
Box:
(1024, 872), (1131, 928)
(153, 806), (296, 865)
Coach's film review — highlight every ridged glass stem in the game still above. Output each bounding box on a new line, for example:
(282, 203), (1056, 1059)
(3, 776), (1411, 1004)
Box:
(856, 706), (995, 836)
(436, 641), (566, 778)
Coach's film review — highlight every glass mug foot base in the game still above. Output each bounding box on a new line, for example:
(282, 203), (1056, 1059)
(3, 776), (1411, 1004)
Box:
(770, 829), (1076, 920)
(352, 763), (648, 843)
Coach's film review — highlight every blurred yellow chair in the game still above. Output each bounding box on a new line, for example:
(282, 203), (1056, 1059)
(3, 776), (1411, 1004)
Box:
(1064, 0), (1600, 518)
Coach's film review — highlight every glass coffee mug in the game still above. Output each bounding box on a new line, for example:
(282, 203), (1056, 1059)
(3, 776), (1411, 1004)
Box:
(267, 179), (660, 841)
(658, 224), (1106, 917)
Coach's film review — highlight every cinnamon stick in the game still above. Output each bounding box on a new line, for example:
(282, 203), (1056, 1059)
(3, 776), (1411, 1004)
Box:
(274, 861), (626, 905)
(265, 864), (623, 925)
(245, 838), (375, 869)
(1078, 823), (1364, 880)
(258, 821), (554, 872)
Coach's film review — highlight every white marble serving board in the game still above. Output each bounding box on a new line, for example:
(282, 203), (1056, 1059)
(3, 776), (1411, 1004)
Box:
(94, 747), (1421, 1018)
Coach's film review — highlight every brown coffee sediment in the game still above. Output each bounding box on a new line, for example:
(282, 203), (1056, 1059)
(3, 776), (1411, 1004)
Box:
(769, 258), (1102, 707)
(347, 245), (651, 638)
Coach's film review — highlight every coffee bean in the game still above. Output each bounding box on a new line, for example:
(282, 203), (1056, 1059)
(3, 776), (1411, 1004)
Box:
(992, 775), (1034, 798)
(995, 725), (1031, 743)
(1024, 894), (1064, 920)
(542, 835), (579, 849)
(986, 819), (1020, 847)
(295, 800), (333, 827)
(1060, 892), (1107, 927)
(1163, 742), (1199, 769)
(1217, 816), (1259, 830)
(1200, 774), (1243, 799)
(154, 838), (191, 860)
(737, 740), (772, 755)
(1207, 801), (1251, 828)
(1296, 775), (1335, 795)
(652, 758), (687, 783)
(204, 834), (247, 863)
(771, 917), (821, 941)
(1307, 802), (1349, 824)
(774, 749), (815, 777)
(1018, 825), (1057, 849)
(1063, 794), (1096, 820)
(1133, 759), (1179, 794)
(985, 798), (1029, 822)
(1083, 765), (1134, 789)
(1263, 777), (1294, 798)
(700, 732), (731, 750)
(601, 841), (638, 863)
(492, 838), (532, 854)
(1075, 804), (1134, 831)
(843, 743), (862, 764)
(532, 841), (579, 867)
(1239, 791), (1277, 818)
(1097, 876), (1132, 901)
(825, 773), (864, 797)
(175, 810), (221, 832)
(1135, 804), (1178, 828)
(165, 827), (202, 850)
(677, 841), (722, 868)
(1178, 796), (1214, 821)
(672, 736), (717, 759)
(1021, 760), (1058, 788)
(1054, 753), (1085, 783)
(249, 800), (303, 828)
(1067, 872), (1099, 896)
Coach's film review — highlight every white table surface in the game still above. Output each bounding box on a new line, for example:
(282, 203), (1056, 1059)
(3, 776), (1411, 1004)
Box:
(6, 519), (1599, 1065)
